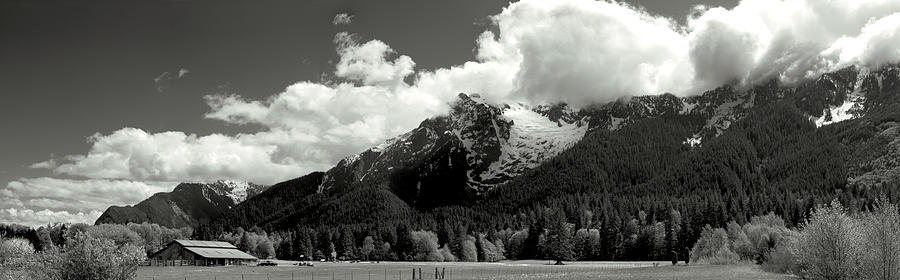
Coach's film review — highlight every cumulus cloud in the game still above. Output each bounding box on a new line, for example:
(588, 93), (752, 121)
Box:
(333, 32), (415, 87)
(483, 0), (694, 104)
(687, 0), (900, 87)
(14, 0), (900, 227)
(29, 158), (56, 169)
(0, 178), (174, 226)
(0, 209), (102, 227)
(47, 128), (305, 185)
(50, 0), (900, 187)
(333, 13), (354, 25)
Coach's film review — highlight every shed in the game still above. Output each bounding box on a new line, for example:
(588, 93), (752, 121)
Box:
(150, 240), (257, 266)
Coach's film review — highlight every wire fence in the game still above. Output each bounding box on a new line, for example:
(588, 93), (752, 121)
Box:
(136, 262), (661, 280)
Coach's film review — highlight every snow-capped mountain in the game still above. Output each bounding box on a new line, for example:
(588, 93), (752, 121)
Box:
(205, 180), (267, 204)
(118, 64), (900, 231)
(316, 65), (899, 196)
(95, 181), (267, 228)
(317, 93), (588, 194)
(584, 65), (900, 146)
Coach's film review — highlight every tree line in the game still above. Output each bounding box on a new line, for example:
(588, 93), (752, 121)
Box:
(195, 101), (900, 264)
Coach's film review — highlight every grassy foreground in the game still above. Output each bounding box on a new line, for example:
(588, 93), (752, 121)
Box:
(135, 261), (794, 280)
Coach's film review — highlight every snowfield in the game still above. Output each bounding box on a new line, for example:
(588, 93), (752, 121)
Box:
(480, 104), (588, 182)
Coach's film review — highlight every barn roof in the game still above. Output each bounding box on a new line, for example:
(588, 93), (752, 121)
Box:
(173, 240), (238, 249)
(184, 247), (257, 260)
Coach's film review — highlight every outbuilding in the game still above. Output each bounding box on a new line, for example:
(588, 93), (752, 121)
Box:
(150, 240), (257, 266)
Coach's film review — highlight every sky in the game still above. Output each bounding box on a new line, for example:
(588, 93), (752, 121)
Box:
(3, 0), (900, 227)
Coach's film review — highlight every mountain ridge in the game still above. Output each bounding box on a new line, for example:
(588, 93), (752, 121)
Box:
(95, 180), (267, 228)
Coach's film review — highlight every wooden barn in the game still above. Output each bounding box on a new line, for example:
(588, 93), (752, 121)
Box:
(149, 240), (257, 266)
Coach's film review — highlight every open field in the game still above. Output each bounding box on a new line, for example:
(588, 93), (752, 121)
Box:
(135, 261), (795, 280)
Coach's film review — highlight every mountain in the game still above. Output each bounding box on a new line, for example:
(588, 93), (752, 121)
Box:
(95, 180), (267, 228)
(319, 93), (588, 193)
(193, 64), (900, 238)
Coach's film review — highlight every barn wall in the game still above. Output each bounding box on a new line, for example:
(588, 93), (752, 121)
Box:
(151, 243), (197, 261)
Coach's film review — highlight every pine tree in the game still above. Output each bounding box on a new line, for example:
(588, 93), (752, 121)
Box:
(339, 228), (357, 260)
(543, 210), (574, 265)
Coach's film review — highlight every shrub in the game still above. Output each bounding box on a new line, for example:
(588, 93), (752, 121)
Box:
(796, 200), (861, 280)
(438, 245), (456, 262)
(0, 237), (34, 263)
(690, 225), (739, 264)
(460, 235), (478, 262)
(760, 230), (800, 274)
(726, 221), (754, 260)
(504, 230), (528, 260)
(409, 231), (443, 261)
(856, 199), (900, 280)
(27, 233), (146, 280)
(0, 237), (35, 280)
(744, 214), (788, 263)
(476, 234), (504, 262)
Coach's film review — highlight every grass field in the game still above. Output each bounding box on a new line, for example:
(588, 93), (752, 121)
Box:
(135, 260), (795, 280)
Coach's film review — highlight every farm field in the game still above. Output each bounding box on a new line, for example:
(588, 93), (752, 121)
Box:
(135, 261), (794, 280)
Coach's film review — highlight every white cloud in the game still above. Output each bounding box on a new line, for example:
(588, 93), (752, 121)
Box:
(332, 13), (354, 25)
(333, 32), (415, 87)
(0, 178), (173, 213)
(154, 67), (190, 93)
(49, 0), (900, 187)
(687, 0), (900, 86)
(481, 0), (694, 104)
(29, 158), (56, 169)
(823, 12), (900, 70)
(0, 208), (102, 227)
(0, 178), (175, 226)
(15, 0), (900, 228)
(49, 128), (305, 185)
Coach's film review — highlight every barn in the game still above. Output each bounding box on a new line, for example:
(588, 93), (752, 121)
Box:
(150, 240), (257, 266)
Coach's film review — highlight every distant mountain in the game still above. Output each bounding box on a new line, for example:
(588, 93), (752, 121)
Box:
(195, 64), (900, 237)
(95, 181), (267, 228)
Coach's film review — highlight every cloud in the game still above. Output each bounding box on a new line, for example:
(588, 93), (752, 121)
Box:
(154, 68), (190, 93)
(49, 0), (900, 186)
(481, 0), (694, 104)
(333, 13), (354, 25)
(0, 178), (174, 226)
(14, 0), (900, 228)
(0, 208), (102, 227)
(333, 32), (415, 87)
(48, 128), (306, 185)
(29, 158), (56, 169)
(822, 13), (900, 70)
(686, 0), (900, 87)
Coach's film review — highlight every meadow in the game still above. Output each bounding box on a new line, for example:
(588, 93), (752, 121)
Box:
(134, 261), (794, 280)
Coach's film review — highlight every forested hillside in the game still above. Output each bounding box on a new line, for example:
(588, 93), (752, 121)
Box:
(192, 66), (900, 262)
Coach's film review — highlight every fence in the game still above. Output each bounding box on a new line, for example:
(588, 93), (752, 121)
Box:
(136, 262), (660, 280)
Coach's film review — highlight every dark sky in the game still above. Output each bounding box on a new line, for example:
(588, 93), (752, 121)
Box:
(0, 0), (739, 188)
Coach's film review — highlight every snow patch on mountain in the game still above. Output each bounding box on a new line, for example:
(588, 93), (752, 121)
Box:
(815, 68), (869, 127)
(815, 97), (865, 127)
(479, 104), (588, 184)
(205, 180), (258, 204)
(609, 117), (626, 130)
(704, 95), (748, 136)
(683, 133), (703, 147)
